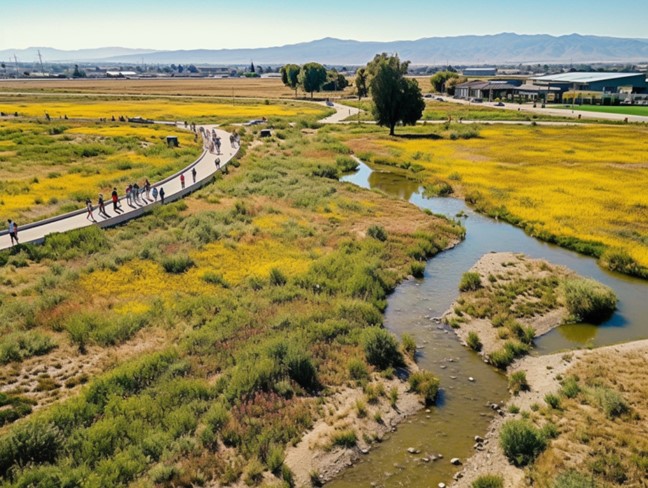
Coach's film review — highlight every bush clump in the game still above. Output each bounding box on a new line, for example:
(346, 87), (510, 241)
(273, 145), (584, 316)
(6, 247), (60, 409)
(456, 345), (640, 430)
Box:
(401, 333), (417, 360)
(161, 255), (195, 274)
(459, 271), (482, 292)
(335, 156), (359, 173)
(408, 371), (440, 405)
(508, 371), (529, 395)
(472, 474), (504, 488)
(367, 225), (388, 242)
(592, 387), (628, 419)
(466, 331), (482, 352)
(331, 429), (357, 448)
(552, 470), (597, 488)
(348, 358), (369, 381)
(562, 278), (617, 323)
(362, 328), (402, 370)
(499, 419), (546, 467)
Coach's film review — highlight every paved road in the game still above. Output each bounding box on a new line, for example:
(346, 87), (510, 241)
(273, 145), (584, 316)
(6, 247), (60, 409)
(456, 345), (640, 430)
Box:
(318, 101), (361, 123)
(432, 95), (648, 123)
(0, 124), (238, 250)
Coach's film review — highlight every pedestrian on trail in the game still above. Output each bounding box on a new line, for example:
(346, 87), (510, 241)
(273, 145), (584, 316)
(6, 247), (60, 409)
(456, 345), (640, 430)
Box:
(151, 186), (158, 201)
(126, 185), (132, 205)
(215, 157), (221, 170)
(98, 194), (106, 216)
(159, 187), (165, 204)
(191, 167), (197, 183)
(111, 188), (121, 212)
(180, 173), (185, 189)
(133, 183), (140, 202)
(7, 219), (18, 246)
(144, 179), (151, 199)
(85, 199), (96, 222)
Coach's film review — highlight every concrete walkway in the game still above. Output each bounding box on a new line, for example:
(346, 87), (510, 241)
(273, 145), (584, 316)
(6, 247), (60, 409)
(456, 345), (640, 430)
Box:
(0, 124), (238, 250)
(319, 101), (361, 123)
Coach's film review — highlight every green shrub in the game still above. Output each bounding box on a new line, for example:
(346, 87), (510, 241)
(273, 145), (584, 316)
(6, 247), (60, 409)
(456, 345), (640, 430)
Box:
(545, 393), (561, 409)
(266, 444), (284, 474)
(408, 371), (440, 405)
(367, 225), (387, 242)
(459, 271), (482, 292)
(362, 328), (402, 370)
(161, 254), (195, 274)
(508, 371), (529, 394)
(401, 333), (417, 360)
(423, 180), (453, 197)
(466, 331), (482, 352)
(0, 423), (63, 477)
(0, 332), (57, 364)
(601, 248), (646, 278)
(592, 387), (628, 419)
(348, 359), (369, 381)
(410, 261), (425, 278)
(201, 272), (230, 288)
(562, 278), (617, 323)
(499, 419), (546, 467)
(336, 156), (359, 173)
(331, 430), (357, 448)
(472, 474), (504, 488)
(244, 457), (264, 486)
(552, 470), (597, 488)
(560, 376), (581, 399)
(312, 165), (339, 179)
(269, 267), (287, 286)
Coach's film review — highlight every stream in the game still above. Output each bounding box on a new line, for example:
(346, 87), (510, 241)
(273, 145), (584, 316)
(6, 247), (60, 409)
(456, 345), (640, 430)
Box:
(328, 162), (648, 487)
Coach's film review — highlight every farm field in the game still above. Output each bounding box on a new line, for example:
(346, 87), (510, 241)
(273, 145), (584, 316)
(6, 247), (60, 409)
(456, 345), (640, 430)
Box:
(0, 119), (461, 487)
(342, 98), (577, 122)
(0, 94), (330, 124)
(555, 104), (648, 117)
(0, 77), (355, 99)
(0, 118), (201, 223)
(330, 122), (648, 275)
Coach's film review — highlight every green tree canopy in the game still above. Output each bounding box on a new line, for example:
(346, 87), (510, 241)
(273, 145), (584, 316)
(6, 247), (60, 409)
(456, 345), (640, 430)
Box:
(430, 70), (459, 93)
(322, 69), (349, 91)
(298, 62), (327, 99)
(355, 67), (368, 100)
(365, 53), (424, 136)
(280, 64), (301, 96)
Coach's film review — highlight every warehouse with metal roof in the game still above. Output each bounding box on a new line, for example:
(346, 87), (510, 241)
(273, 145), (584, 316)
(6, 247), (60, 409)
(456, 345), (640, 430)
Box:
(530, 72), (647, 94)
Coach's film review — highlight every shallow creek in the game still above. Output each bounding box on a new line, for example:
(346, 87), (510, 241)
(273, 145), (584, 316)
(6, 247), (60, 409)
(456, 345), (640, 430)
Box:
(328, 163), (648, 487)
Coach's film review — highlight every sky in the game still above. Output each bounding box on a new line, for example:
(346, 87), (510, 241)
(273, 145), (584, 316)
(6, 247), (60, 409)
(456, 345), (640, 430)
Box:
(1, 0), (647, 51)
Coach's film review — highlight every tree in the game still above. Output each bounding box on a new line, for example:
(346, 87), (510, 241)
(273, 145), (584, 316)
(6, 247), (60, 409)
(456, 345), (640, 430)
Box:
(72, 64), (86, 78)
(250, 61), (255, 73)
(322, 69), (349, 91)
(430, 70), (459, 93)
(365, 53), (424, 136)
(280, 64), (301, 97)
(445, 75), (467, 96)
(355, 67), (368, 100)
(298, 62), (327, 99)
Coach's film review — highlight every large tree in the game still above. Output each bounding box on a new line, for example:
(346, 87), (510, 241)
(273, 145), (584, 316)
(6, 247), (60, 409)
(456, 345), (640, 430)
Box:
(366, 53), (424, 136)
(430, 70), (459, 93)
(280, 64), (301, 97)
(355, 67), (368, 100)
(298, 62), (327, 99)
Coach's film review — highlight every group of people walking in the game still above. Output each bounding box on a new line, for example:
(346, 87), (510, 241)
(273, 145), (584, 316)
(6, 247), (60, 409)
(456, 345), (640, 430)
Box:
(85, 179), (167, 222)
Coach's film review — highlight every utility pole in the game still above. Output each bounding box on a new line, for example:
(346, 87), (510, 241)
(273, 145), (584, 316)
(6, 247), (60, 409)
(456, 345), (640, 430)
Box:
(38, 50), (45, 75)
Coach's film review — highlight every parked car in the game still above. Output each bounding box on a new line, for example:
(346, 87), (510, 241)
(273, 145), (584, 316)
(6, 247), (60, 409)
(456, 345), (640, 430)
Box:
(495, 102), (505, 107)
(470, 98), (483, 103)
(325, 100), (335, 107)
(245, 119), (266, 126)
(436, 97), (444, 101)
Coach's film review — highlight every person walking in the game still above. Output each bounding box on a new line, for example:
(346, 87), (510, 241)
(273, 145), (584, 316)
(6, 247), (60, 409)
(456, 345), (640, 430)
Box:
(159, 187), (165, 204)
(125, 185), (131, 205)
(191, 167), (197, 183)
(98, 194), (106, 216)
(111, 188), (121, 212)
(144, 179), (151, 199)
(85, 199), (96, 222)
(215, 157), (221, 170)
(7, 219), (18, 246)
(151, 186), (158, 201)
(133, 183), (140, 202)
(180, 174), (185, 189)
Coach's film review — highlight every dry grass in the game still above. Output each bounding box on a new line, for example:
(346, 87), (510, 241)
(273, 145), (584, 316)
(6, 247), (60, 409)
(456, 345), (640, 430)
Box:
(530, 345), (648, 486)
(0, 77), (355, 99)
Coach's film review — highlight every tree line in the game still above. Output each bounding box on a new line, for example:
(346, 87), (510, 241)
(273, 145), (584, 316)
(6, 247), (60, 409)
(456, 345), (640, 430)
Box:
(280, 63), (349, 98)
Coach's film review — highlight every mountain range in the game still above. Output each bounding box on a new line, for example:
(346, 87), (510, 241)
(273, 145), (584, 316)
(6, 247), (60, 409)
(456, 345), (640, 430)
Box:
(2, 34), (648, 66)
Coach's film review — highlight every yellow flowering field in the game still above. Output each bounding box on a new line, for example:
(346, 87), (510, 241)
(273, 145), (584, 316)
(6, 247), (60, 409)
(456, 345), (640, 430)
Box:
(0, 95), (326, 122)
(343, 124), (648, 269)
(0, 119), (200, 222)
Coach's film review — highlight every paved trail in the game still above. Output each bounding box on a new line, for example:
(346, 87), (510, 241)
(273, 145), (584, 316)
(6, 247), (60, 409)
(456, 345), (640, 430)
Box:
(0, 124), (238, 250)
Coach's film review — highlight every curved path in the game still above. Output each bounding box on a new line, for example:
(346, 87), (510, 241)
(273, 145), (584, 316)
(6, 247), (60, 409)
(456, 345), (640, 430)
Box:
(0, 124), (238, 250)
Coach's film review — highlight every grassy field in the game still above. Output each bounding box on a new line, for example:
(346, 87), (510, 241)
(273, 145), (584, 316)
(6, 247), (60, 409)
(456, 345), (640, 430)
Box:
(0, 119), (201, 223)
(342, 98), (577, 122)
(0, 120), (460, 487)
(530, 346), (648, 486)
(556, 104), (648, 117)
(0, 77), (355, 99)
(327, 122), (648, 277)
(0, 94), (330, 124)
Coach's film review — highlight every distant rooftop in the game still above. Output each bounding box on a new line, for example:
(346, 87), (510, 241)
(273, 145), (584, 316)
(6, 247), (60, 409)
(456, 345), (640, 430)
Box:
(532, 72), (644, 83)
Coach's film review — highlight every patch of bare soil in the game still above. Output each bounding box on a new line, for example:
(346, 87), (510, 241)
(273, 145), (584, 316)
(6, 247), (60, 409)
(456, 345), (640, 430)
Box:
(285, 369), (424, 487)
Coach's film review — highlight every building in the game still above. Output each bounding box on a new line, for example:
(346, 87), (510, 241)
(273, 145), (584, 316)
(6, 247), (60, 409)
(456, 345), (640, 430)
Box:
(455, 80), (521, 100)
(462, 67), (497, 77)
(530, 72), (647, 95)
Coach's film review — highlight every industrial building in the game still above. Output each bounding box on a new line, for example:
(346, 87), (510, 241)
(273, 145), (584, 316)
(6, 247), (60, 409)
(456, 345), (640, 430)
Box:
(462, 67), (497, 77)
(530, 72), (647, 95)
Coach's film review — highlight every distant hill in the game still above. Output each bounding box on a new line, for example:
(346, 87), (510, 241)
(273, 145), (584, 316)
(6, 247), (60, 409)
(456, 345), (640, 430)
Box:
(0, 47), (158, 63)
(3, 34), (648, 65)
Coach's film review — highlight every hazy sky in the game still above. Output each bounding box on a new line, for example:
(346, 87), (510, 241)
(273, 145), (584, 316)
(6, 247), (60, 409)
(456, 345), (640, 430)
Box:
(2, 0), (647, 51)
